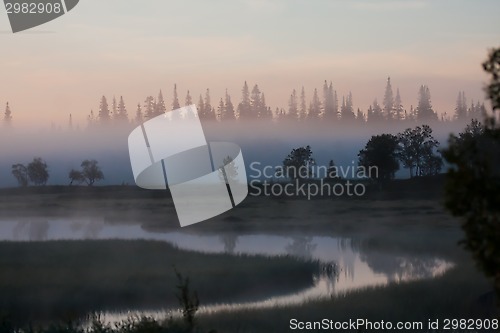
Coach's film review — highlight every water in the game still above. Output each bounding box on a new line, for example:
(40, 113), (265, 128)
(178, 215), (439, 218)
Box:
(0, 217), (453, 322)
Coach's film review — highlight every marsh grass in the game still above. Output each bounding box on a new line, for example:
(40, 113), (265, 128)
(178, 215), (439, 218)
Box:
(0, 178), (495, 332)
(0, 314), (216, 333)
(0, 178), (460, 243)
(0, 240), (318, 325)
(198, 260), (498, 333)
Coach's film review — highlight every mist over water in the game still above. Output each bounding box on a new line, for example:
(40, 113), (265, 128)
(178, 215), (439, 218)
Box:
(0, 119), (467, 188)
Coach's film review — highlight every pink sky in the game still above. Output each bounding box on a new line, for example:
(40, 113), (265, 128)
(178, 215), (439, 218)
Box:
(0, 0), (498, 128)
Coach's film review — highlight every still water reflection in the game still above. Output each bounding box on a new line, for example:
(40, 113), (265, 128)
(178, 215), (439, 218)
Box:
(0, 218), (453, 319)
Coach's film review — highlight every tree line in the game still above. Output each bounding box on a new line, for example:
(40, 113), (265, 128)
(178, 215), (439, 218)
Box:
(276, 122), (444, 184)
(358, 124), (443, 181)
(80, 77), (486, 129)
(2, 78), (487, 129)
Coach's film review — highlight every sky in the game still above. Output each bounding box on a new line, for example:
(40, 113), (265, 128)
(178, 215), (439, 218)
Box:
(0, 0), (499, 128)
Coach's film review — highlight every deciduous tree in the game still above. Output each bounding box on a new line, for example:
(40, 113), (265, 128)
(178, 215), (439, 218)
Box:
(27, 158), (49, 186)
(11, 164), (28, 187)
(283, 146), (315, 180)
(444, 47), (500, 300)
(80, 159), (104, 186)
(358, 134), (399, 181)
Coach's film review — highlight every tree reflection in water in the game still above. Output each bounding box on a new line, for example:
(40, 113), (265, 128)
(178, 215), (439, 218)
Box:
(219, 233), (238, 254)
(285, 236), (317, 260)
(360, 251), (449, 282)
(13, 219), (49, 241)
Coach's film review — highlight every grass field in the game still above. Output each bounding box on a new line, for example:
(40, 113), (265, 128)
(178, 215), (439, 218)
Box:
(0, 240), (318, 325)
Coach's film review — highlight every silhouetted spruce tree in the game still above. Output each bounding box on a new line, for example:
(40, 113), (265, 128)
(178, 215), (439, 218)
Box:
(407, 105), (417, 122)
(221, 90), (236, 121)
(356, 108), (365, 123)
(441, 112), (448, 122)
(416, 85), (438, 122)
(266, 106), (273, 119)
(216, 98), (224, 120)
(468, 100), (486, 120)
(237, 81), (252, 120)
(394, 88), (404, 121)
(260, 92), (266, 117)
(4, 102), (12, 126)
(197, 94), (204, 118)
(383, 77), (394, 120)
(250, 84), (262, 118)
(275, 107), (286, 121)
(330, 82), (338, 120)
(185, 90), (193, 106)
(98, 96), (110, 124)
(184, 91), (196, 119)
(112, 96), (117, 119)
(172, 84), (181, 110)
(468, 100), (476, 119)
(323, 80), (333, 119)
(68, 114), (73, 130)
(260, 93), (272, 119)
(479, 102), (487, 118)
(135, 103), (143, 124)
(308, 88), (322, 120)
(288, 89), (299, 120)
(156, 90), (167, 116)
(200, 89), (216, 120)
(323, 80), (336, 120)
(87, 109), (96, 128)
(170, 84), (182, 120)
(115, 96), (128, 123)
(333, 88), (339, 120)
(299, 86), (307, 120)
(367, 99), (383, 123)
(341, 92), (355, 121)
(144, 96), (156, 119)
(205, 88), (214, 120)
(340, 96), (346, 121)
(454, 91), (467, 121)
(248, 84), (269, 119)
(366, 105), (374, 123)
